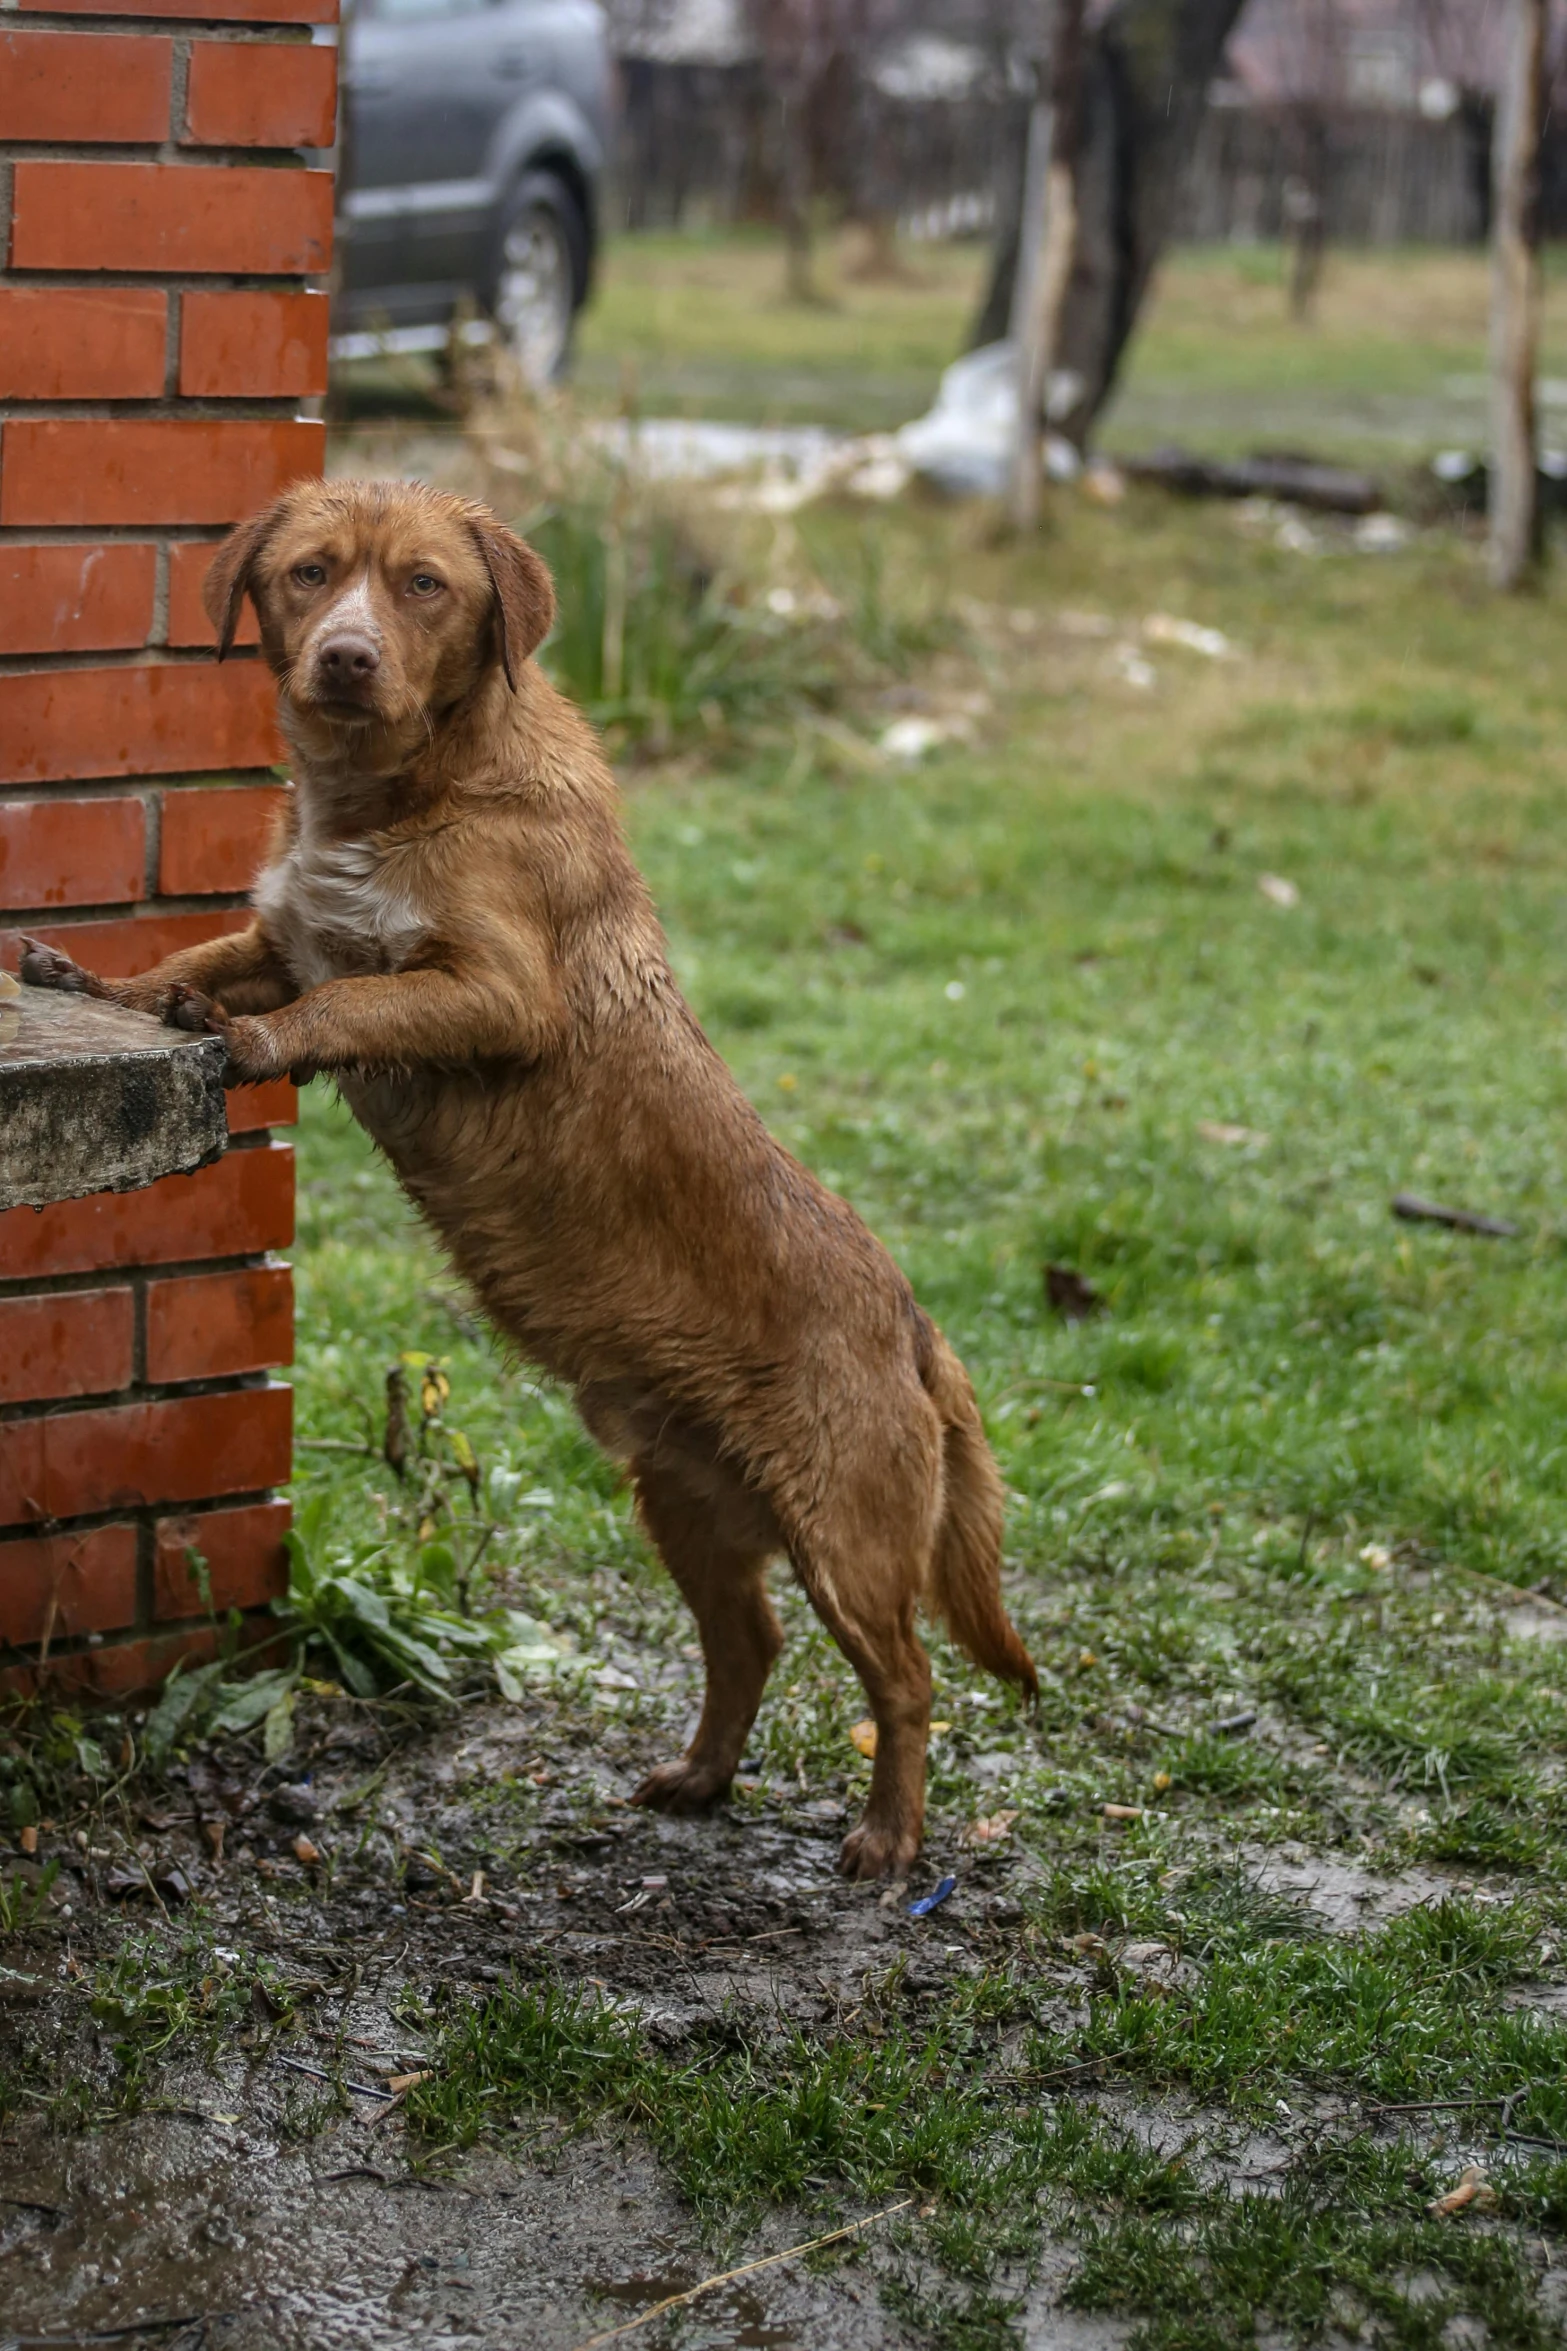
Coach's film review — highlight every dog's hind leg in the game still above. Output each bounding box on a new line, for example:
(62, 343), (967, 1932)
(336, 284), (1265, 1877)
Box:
(791, 1540), (933, 1881)
(630, 1456), (784, 1815)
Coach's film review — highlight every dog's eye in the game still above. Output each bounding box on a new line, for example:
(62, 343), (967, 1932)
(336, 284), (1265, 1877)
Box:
(409, 573), (443, 598)
(293, 563), (326, 587)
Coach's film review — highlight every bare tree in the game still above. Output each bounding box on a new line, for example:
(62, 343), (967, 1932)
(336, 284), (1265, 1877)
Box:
(974, 0), (1246, 449)
(1490, 0), (1546, 589)
(1009, 0), (1085, 529)
(1273, 0), (1341, 321)
(747, 0), (897, 303)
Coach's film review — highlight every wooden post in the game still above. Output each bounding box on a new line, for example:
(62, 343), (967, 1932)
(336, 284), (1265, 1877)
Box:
(1009, 0), (1085, 533)
(1490, 0), (1546, 591)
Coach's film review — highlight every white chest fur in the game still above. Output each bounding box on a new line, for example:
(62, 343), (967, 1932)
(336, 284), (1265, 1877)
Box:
(254, 832), (426, 992)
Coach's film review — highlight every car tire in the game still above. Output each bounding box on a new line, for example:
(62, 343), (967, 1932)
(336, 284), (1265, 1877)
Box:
(490, 170), (588, 388)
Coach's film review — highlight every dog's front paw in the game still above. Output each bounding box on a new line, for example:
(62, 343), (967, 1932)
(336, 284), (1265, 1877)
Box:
(218, 1013), (283, 1086)
(162, 981), (221, 1033)
(18, 936), (106, 997)
(630, 1756), (733, 1815)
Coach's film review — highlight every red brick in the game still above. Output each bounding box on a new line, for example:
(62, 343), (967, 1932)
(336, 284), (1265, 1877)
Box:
(0, 1382), (292, 1524)
(1, 419), (326, 529)
(0, 546), (156, 657)
(10, 161), (333, 276)
(159, 784), (286, 896)
(146, 1264), (293, 1383)
(0, 1524), (138, 1646)
(3, 908), (253, 987)
(0, 662), (282, 787)
(185, 39), (336, 147)
(0, 1142), (294, 1282)
(0, 797), (146, 913)
(20, 0), (334, 20)
(155, 1498), (290, 1620)
(0, 1624), (241, 1705)
(0, 1289), (135, 1406)
(228, 1080), (298, 1134)
(0, 289), (167, 402)
(167, 540), (260, 647)
(178, 288), (329, 401)
(0, 28), (172, 141)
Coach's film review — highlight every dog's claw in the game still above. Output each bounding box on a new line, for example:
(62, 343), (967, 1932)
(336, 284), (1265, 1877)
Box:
(18, 936), (101, 996)
(630, 1758), (733, 1815)
(165, 983), (218, 1032)
(837, 1820), (920, 1881)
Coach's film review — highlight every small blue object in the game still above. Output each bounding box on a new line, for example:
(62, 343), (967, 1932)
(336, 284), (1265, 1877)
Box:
(908, 1874), (957, 1918)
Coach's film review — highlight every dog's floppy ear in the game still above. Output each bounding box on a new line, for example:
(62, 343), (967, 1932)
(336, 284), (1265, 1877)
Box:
(202, 498), (289, 659)
(469, 512), (555, 690)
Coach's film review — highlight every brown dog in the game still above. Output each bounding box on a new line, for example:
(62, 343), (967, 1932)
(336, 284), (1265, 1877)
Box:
(22, 477), (1036, 1877)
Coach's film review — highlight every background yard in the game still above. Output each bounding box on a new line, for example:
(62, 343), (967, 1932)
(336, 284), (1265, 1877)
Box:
(9, 239), (1567, 2350)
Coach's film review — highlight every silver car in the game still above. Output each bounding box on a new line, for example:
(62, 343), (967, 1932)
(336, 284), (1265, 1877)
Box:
(334, 0), (611, 383)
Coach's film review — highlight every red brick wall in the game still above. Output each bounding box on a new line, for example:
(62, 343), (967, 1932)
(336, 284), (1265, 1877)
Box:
(0, 0), (336, 1695)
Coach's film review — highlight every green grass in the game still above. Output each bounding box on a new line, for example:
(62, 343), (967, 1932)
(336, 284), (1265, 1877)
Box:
(401, 1955), (1567, 2351)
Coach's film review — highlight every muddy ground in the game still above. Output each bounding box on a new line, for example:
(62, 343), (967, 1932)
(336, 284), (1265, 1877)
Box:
(0, 1670), (1081, 2350)
(6, 1610), (1560, 2351)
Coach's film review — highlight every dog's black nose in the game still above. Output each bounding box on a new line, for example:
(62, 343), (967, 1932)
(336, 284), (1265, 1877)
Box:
(317, 631), (381, 682)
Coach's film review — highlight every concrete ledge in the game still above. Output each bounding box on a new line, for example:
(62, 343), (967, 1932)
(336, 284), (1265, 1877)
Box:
(0, 984), (228, 1214)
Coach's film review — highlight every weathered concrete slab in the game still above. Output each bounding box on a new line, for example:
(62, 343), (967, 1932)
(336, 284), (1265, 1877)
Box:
(0, 981), (228, 1214)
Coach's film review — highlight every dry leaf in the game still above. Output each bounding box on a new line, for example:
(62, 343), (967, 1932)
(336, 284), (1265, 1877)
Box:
(1045, 1263), (1105, 1321)
(1258, 873), (1301, 909)
(1196, 1121), (1270, 1148)
(850, 1720), (878, 1759)
(387, 2070), (433, 2095)
(963, 1810), (1018, 1848)
(1429, 2165), (1496, 2218)
(202, 1819), (226, 1862)
(292, 1834), (321, 1866)
(1152, 1770), (1172, 1793)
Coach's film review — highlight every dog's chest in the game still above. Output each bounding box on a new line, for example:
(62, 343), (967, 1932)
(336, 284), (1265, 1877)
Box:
(254, 835), (426, 990)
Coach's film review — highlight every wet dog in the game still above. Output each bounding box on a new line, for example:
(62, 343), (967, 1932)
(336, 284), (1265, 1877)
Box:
(22, 477), (1036, 1876)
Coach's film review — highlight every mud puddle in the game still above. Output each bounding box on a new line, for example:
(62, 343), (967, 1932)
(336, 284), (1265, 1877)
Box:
(0, 1688), (1031, 2347)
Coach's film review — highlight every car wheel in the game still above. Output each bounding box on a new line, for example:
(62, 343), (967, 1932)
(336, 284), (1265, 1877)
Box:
(492, 172), (584, 388)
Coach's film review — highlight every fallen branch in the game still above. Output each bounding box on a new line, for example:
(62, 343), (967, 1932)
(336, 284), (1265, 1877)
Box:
(1391, 1192), (1519, 1239)
(272, 2052), (390, 2101)
(567, 2200), (915, 2350)
(1123, 447), (1380, 514)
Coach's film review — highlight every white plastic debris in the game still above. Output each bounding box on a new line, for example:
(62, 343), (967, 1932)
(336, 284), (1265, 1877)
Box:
(879, 715), (949, 760)
(1353, 512), (1411, 553)
(1274, 513), (1321, 555)
(896, 342), (1081, 497)
(1143, 613), (1234, 660)
(1114, 646), (1157, 691)
(1257, 873), (1301, 909)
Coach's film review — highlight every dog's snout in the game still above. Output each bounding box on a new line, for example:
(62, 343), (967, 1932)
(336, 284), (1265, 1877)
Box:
(317, 630), (382, 684)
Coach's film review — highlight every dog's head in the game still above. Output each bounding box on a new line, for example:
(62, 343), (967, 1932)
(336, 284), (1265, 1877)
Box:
(204, 478), (555, 749)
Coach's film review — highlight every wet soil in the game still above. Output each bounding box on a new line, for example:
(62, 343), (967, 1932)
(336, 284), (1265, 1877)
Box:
(0, 1693), (1063, 2348)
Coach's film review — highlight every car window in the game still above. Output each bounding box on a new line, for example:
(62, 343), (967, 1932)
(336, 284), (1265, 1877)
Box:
(370, 0), (486, 22)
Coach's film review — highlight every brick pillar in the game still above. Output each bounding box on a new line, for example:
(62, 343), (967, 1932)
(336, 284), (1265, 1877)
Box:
(0, 0), (337, 1696)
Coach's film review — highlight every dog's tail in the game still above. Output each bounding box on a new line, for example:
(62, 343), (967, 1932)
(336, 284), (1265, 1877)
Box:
(918, 1320), (1038, 1701)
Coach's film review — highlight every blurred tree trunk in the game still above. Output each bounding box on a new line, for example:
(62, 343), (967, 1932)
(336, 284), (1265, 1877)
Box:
(973, 0), (1246, 448)
(777, 87), (818, 301)
(1490, 0), (1546, 591)
(1010, 0), (1085, 530)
